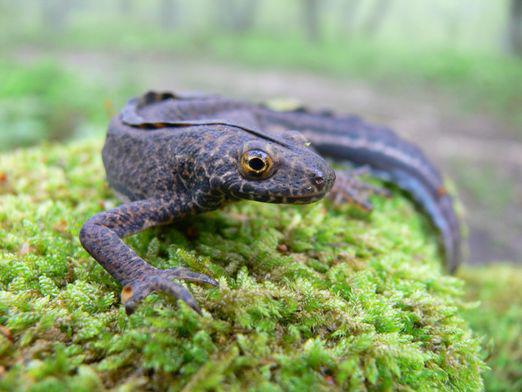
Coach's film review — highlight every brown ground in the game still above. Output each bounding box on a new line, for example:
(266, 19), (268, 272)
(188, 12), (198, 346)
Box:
(13, 48), (522, 264)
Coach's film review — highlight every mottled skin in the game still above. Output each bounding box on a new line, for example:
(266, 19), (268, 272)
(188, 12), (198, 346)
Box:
(80, 91), (461, 314)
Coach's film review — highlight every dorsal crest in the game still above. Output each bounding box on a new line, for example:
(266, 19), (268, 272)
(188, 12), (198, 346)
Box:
(120, 91), (292, 147)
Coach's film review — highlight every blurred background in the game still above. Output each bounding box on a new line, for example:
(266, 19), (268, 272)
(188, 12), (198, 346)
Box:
(1, 0), (521, 265)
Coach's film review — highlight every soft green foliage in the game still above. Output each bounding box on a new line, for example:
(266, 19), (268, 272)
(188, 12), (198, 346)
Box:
(460, 265), (522, 392)
(205, 35), (522, 131)
(10, 27), (522, 133)
(0, 61), (133, 150)
(0, 140), (486, 390)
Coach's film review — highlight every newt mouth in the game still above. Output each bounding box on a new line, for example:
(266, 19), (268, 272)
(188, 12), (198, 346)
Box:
(284, 193), (326, 204)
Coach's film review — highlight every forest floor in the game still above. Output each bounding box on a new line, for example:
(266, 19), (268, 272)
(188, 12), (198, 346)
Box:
(12, 47), (522, 265)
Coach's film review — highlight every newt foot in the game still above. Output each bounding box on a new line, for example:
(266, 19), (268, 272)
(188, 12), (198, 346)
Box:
(329, 167), (391, 211)
(121, 267), (218, 315)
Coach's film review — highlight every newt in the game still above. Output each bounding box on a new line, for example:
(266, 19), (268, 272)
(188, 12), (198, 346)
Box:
(80, 91), (461, 314)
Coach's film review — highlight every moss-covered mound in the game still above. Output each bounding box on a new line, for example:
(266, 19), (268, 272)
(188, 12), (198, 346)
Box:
(0, 140), (485, 391)
(460, 265), (522, 391)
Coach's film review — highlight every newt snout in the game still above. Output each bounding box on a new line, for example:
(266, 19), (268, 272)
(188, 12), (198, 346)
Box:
(311, 171), (329, 191)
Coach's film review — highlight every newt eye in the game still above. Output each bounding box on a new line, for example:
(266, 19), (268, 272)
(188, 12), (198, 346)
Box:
(240, 149), (274, 179)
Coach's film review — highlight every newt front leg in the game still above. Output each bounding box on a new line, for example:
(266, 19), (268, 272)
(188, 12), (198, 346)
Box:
(79, 197), (218, 315)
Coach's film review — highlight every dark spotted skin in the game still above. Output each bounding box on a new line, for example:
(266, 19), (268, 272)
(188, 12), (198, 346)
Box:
(80, 91), (461, 314)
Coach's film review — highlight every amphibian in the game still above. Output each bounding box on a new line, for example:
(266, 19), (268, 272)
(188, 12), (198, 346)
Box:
(80, 91), (461, 314)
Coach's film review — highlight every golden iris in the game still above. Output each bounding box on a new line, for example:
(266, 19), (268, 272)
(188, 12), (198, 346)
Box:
(240, 149), (274, 179)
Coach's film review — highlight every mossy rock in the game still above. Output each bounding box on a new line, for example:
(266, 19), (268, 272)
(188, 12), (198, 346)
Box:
(460, 265), (522, 391)
(0, 140), (485, 391)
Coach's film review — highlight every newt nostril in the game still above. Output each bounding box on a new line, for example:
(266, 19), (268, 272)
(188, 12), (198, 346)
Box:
(311, 174), (325, 190)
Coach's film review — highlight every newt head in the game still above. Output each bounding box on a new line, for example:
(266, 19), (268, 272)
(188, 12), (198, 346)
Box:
(211, 130), (335, 204)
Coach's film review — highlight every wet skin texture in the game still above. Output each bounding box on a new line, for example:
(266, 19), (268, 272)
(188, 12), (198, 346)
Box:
(80, 91), (461, 314)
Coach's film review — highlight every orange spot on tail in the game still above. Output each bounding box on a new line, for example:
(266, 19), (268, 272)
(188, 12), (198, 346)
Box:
(121, 286), (133, 304)
(437, 186), (448, 198)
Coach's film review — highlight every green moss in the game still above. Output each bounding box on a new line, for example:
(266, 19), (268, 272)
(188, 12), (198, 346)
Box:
(0, 140), (485, 390)
(459, 265), (522, 392)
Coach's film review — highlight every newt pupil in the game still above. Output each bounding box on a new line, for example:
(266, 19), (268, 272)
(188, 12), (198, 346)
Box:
(248, 157), (265, 171)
